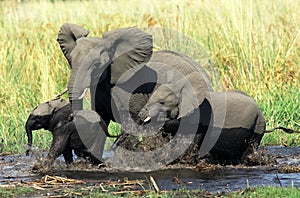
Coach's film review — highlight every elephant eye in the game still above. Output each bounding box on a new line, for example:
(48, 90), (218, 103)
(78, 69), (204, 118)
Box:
(159, 101), (165, 105)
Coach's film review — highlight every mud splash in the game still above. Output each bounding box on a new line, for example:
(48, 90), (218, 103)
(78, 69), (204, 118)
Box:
(0, 146), (299, 193)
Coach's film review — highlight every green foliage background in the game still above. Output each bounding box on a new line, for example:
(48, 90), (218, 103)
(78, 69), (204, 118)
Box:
(0, 0), (299, 153)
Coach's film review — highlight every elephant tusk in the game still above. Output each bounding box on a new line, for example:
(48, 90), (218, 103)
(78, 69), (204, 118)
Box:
(79, 88), (88, 100)
(144, 116), (151, 123)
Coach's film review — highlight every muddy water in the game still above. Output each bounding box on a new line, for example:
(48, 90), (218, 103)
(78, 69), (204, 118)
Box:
(0, 146), (299, 193)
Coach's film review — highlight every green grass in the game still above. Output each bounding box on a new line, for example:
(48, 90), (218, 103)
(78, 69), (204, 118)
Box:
(0, 0), (299, 154)
(227, 186), (300, 198)
(0, 186), (299, 198)
(0, 186), (34, 198)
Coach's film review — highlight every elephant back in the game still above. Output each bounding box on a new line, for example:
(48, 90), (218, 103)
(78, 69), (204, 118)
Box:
(148, 50), (213, 91)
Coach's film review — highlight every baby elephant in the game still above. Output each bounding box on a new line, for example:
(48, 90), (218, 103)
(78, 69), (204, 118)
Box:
(139, 72), (269, 164)
(25, 98), (115, 170)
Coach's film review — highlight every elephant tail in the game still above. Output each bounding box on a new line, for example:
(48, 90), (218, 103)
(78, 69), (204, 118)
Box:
(265, 126), (300, 134)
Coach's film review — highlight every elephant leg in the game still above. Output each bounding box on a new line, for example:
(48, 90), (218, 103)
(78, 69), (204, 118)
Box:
(95, 82), (114, 126)
(241, 132), (264, 163)
(45, 128), (71, 169)
(84, 151), (103, 165)
(62, 146), (73, 164)
(241, 111), (265, 163)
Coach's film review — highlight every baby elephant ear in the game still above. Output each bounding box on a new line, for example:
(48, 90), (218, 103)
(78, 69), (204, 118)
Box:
(31, 99), (69, 116)
(48, 98), (69, 113)
(57, 23), (90, 66)
(102, 27), (153, 84)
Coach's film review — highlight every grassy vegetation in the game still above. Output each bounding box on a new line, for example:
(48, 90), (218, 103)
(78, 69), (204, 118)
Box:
(0, 186), (34, 198)
(228, 186), (300, 198)
(0, 0), (299, 154)
(0, 186), (299, 197)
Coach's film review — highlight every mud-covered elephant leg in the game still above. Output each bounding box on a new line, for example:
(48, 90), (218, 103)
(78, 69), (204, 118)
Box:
(62, 146), (73, 164)
(240, 110), (265, 162)
(62, 126), (77, 164)
(45, 133), (68, 167)
(32, 125), (72, 171)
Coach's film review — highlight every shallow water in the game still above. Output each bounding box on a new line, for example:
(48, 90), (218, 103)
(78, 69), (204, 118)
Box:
(0, 146), (299, 193)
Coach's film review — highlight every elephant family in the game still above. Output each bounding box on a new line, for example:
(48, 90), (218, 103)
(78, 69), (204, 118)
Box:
(25, 98), (114, 170)
(57, 23), (213, 154)
(138, 72), (268, 163)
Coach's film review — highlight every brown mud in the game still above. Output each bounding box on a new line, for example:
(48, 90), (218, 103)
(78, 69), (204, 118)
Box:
(0, 146), (299, 195)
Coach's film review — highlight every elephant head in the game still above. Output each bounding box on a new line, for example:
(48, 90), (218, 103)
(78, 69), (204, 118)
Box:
(25, 99), (69, 152)
(57, 23), (153, 110)
(140, 72), (211, 123)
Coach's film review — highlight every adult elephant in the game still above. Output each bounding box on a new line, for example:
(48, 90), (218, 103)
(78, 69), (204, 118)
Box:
(57, 23), (213, 126)
(57, 23), (153, 124)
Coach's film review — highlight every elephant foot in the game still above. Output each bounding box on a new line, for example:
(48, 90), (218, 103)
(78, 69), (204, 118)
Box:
(243, 147), (276, 166)
(32, 160), (52, 173)
(32, 162), (43, 171)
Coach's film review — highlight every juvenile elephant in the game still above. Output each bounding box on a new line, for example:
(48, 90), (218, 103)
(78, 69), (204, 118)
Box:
(25, 98), (115, 170)
(139, 72), (267, 163)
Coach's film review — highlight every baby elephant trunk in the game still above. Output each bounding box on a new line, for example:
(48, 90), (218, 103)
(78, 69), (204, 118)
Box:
(25, 114), (42, 155)
(25, 115), (34, 148)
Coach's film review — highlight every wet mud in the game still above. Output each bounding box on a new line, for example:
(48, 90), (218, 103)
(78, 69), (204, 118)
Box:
(0, 146), (299, 194)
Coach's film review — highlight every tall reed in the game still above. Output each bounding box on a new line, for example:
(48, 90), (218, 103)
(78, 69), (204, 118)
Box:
(0, 0), (299, 153)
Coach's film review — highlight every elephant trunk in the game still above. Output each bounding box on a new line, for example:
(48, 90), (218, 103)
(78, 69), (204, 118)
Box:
(25, 115), (34, 155)
(68, 70), (86, 111)
(57, 23), (91, 111)
(68, 93), (84, 111)
(67, 48), (101, 111)
(25, 115), (35, 147)
(139, 103), (162, 123)
(137, 106), (150, 124)
(25, 114), (47, 155)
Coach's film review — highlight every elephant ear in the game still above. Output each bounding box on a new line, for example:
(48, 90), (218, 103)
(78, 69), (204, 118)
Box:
(178, 72), (209, 118)
(48, 98), (70, 113)
(102, 27), (153, 84)
(31, 99), (69, 116)
(75, 110), (101, 123)
(57, 23), (90, 66)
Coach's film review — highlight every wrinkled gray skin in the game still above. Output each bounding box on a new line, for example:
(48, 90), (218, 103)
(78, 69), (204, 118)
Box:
(25, 99), (113, 170)
(57, 23), (213, 147)
(206, 91), (265, 164)
(57, 23), (153, 120)
(139, 72), (266, 164)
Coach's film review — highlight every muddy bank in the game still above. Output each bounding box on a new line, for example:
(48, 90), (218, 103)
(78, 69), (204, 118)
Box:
(0, 146), (299, 194)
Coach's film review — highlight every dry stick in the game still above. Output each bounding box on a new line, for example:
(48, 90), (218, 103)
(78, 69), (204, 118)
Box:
(112, 190), (151, 195)
(99, 183), (108, 192)
(106, 179), (145, 186)
(42, 175), (85, 184)
(275, 174), (283, 187)
(55, 88), (68, 99)
(150, 176), (160, 193)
